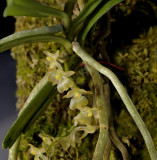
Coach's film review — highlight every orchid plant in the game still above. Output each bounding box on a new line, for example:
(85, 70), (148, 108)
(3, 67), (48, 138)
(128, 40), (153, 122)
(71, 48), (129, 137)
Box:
(0, 0), (157, 160)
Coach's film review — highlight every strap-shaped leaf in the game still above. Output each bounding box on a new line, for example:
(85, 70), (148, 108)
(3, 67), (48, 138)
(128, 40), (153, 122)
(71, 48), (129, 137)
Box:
(2, 73), (57, 149)
(2, 45), (81, 149)
(64, 0), (77, 16)
(8, 137), (21, 160)
(4, 0), (70, 29)
(0, 24), (72, 54)
(68, 0), (103, 40)
(78, 0), (123, 45)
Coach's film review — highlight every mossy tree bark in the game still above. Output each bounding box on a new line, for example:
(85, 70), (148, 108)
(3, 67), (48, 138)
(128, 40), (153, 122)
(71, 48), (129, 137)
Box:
(11, 0), (157, 159)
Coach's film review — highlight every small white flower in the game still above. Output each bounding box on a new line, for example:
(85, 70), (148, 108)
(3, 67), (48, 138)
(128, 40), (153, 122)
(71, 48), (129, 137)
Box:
(63, 88), (92, 110)
(39, 134), (52, 149)
(74, 107), (98, 126)
(29, 144), (48, 160)
(80, 107), (99, 119)
(69, 95), (88, 110)
(74, 109), (92, 126)
(48, 68), (75, 93)
(63, 88), (92, 99)
(58, 135), (71, 151)
(57, 77), (74, 93)
(39, 134), (55, 158)
(70, 125), (97, 146)
(44, 50), (62, 69)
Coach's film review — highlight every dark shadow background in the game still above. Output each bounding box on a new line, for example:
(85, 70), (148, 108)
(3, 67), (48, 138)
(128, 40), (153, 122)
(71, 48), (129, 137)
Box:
(0, 2), (17, 159)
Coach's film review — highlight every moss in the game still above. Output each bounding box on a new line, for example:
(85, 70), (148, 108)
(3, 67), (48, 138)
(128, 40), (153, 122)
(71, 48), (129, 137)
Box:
(11, 9), (64, 110)
(10, 0), (157, 159)
(113, 26), (157, 160)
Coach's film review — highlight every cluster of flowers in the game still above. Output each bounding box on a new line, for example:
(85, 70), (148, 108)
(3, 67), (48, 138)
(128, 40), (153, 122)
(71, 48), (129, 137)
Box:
(29, 50), (99, 159)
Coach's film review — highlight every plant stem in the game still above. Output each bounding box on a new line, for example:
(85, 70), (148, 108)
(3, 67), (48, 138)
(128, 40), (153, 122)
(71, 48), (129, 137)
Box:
(104, 83), (129, 160)
(86, 64), (109, 160)
(72, 42), (157, 160)
(64, 0), (77, 17)
(8, 136), (21, 160)
(103, 139), (112, 160)
(2, 73), (55, 149)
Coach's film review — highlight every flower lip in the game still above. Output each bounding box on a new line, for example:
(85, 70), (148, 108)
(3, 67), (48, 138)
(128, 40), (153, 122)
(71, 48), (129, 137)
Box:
(63, 87), (92, 99)
(44, 50), (62, 69)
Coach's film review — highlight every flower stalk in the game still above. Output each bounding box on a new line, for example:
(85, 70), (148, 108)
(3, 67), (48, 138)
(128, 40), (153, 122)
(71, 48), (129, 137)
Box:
(72, 41), (157, 160)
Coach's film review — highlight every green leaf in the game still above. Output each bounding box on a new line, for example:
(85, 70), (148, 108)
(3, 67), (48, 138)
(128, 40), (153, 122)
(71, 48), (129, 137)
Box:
(2, 41), (82, 149)
(0, 24), (73, 54)
(4, 5), (46, 17)
(78, 0), (123, 45)
(4, 0), (70, 29)
(68, 0), (103, 40)
(2, 73), (57, 149)
(8, 137), (21, 160)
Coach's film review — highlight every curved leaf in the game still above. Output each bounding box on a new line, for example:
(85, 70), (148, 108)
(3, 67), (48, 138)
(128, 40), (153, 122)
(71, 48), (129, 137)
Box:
(4, 0), (70, 29)
(2, 73), (56, 149)
(0, 24), (72, 54)
(78, 0), (123, 45)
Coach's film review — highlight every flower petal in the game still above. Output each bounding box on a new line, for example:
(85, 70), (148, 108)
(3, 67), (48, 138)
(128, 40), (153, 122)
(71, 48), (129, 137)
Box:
(29, 144), (48, 160)
(57, 78), (74, 93)
(59, 136), (71, 151)
(69, 96), (88, 110)
(74, 110), (92, 126)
